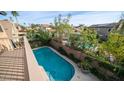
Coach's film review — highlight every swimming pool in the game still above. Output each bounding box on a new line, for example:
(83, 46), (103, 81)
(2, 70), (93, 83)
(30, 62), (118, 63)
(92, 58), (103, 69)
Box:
(33, 47), (75, 81)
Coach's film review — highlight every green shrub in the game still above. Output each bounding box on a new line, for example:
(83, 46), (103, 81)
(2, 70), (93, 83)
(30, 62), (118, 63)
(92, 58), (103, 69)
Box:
(81, 61), (91, 70)
(98, 61), (116, 72)
(27, 29), (52, 47)
(29, 40), (43, 48)
(116, 67), (124, 80)
(118, 62), (124, 66)
(90, 68), (107, 80)
(84, 56), (93, 63)
(95, 56), (107, 62)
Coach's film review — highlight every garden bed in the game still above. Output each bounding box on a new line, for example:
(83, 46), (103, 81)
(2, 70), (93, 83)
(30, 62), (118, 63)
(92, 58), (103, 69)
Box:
(50, 39), (124, 80)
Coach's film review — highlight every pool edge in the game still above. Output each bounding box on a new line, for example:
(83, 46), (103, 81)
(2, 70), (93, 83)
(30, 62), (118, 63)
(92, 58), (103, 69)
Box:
(33, 46), (77, 81)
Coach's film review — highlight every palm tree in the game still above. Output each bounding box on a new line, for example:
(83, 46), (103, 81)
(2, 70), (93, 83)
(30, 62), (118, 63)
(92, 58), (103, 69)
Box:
(9, 16), (14, 22)
(11, 11), (19, 24)
(0, 11), (7, 16)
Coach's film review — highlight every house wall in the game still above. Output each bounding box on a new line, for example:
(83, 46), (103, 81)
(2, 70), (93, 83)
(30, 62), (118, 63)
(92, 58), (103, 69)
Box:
(92, 27), (111, 40)
(11, 23), (19, 42)
(0, 20), (20, 51)
(0, 24), (13, 50)
(0, 20), (19, 39)
(0, 39), (13, 50)
(50, 40), (86, 61)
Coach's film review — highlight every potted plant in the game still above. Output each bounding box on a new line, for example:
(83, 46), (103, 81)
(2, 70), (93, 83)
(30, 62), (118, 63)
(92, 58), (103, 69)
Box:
(80, 61), (91, 73)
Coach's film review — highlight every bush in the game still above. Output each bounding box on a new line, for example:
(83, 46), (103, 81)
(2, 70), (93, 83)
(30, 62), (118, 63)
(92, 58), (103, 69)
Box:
(84, 56), (93, 63)
(99, 62), (115, 72)
(90, 68), (107, 80)
(81, 61), (91, 70)
(27, 29), (52, 47)
(29, 40), (43, 48)
(98, 62), (122, 74)
(116, 67), (124, 80)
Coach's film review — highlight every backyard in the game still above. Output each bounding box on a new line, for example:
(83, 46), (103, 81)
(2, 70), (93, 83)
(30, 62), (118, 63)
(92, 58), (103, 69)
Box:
(27, 14), (124, 80)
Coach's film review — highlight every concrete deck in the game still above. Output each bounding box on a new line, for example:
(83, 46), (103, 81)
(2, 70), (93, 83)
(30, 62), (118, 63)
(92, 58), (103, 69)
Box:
(0, 48), (29, 81)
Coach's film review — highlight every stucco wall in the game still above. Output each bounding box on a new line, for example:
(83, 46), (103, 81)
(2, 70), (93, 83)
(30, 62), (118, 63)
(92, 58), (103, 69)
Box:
(0, 31), (13, 50)
(50, 40), (86, 61)
(24, 37), (49, 81)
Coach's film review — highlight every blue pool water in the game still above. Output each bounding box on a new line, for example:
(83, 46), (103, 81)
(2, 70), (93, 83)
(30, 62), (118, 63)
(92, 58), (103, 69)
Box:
(33, 47), (75, 81)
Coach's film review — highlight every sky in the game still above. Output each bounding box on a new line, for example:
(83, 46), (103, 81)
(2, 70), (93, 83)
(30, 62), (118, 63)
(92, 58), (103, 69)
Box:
(0, 11), (123, 26)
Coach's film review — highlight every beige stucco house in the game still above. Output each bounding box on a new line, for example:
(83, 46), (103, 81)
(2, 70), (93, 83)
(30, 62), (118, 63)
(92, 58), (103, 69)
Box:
(0, 20), (19, 51)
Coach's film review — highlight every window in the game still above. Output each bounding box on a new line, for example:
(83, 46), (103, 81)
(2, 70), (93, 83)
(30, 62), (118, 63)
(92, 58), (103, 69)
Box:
(0, 25), (3, 32)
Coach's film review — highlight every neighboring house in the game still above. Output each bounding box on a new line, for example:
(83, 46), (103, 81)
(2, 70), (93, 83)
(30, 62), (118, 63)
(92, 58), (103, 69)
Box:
(0, 20), (19, 50)
(15, 24), (27, 37)
(90, 23), (118, 40)
(74, 25), (84, 32)
(18, 29), (27, 37)
(29, 24), (55, 32)
(74, 27), (81, 32)
(41, 24), (55, 32)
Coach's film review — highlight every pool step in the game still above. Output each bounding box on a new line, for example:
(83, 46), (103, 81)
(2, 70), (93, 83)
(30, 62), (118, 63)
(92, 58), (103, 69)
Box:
(46, 71), (55, 81)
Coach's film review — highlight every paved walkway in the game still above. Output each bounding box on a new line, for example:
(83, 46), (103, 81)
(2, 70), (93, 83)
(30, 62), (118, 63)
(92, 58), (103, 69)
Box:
(71, 64), (99, 81)
(0, 48), (29, 81)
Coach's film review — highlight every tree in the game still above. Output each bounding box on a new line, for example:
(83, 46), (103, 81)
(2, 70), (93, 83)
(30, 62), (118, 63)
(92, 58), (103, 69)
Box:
(68, 33), (80, 48)
(11, 11), (19, 24)
(26, 27), (52, 45)
(79, 26), (98, 50)
(102, 32), (124, 64)
(52, 14), (73, 42)
(0, 11), (7, 16)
